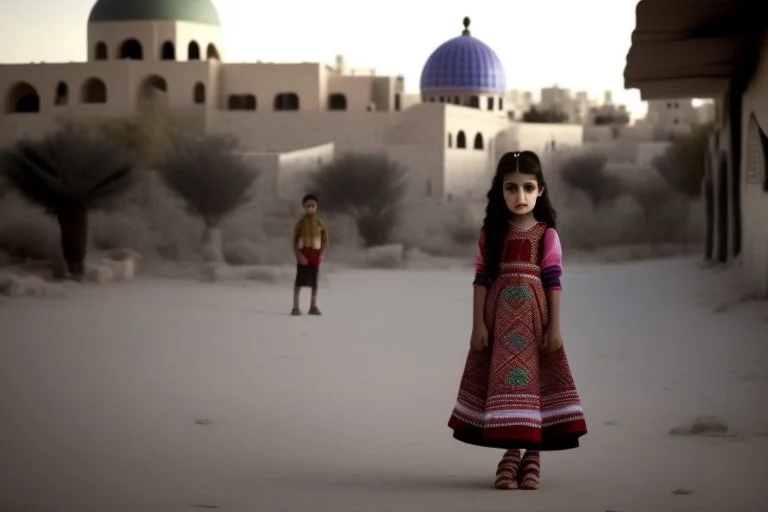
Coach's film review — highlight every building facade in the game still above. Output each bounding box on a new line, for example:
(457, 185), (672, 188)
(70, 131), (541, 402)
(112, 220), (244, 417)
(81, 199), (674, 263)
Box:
(625, 0), (768, 296)
(0, 1), (584, 203)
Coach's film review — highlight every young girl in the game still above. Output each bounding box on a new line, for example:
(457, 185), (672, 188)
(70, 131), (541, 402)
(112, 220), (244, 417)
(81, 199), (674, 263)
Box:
(448, 151), (587, 490)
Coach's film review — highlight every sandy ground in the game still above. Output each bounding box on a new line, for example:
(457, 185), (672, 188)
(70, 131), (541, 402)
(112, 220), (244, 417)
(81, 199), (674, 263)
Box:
(1, 257), (767, 512)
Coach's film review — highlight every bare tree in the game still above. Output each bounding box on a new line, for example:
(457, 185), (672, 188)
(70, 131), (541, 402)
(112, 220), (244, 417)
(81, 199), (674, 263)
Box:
(559, 152), (623, 209)
(156, 134), (259, 262)
(309, 152), (408, 247)
(0, 126), (138, 278)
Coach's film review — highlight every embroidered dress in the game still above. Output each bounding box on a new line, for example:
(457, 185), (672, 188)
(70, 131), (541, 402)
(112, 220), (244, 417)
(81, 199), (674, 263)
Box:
(448, 222), (587, 451)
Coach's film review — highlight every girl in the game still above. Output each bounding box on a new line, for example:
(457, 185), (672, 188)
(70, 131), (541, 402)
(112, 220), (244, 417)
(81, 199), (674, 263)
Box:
(448, 151), (587, 490)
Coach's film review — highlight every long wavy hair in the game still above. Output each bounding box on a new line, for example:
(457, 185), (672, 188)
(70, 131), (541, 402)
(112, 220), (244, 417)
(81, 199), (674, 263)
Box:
(481, 150), (557, 278)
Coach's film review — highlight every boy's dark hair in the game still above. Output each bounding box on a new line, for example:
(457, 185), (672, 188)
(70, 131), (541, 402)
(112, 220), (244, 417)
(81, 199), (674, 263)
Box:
(302, 194), (318, 205)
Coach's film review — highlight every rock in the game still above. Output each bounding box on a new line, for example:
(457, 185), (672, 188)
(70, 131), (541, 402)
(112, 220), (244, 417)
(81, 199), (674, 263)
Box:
(86, 263), (115, 283)
(670, 415), (729, 436)
(194, 418), (214, 426)
(100, 257), (136, 281)
(0, 274), (26, 297)
(364, 244), (405, 269)
(672, 488), (694, 495)
(0, 274), (65, 298)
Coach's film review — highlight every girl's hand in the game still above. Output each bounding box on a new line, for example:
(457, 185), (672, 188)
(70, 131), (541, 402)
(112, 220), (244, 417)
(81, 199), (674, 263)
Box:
(470, 323), (489, 352)
(543, 327), (563, 353)
(297, 253), (309, 266)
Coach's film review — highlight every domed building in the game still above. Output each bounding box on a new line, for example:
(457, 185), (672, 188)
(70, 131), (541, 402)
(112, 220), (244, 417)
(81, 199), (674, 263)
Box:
(420, 17), (507, 111)
(0, 5), (583, 202)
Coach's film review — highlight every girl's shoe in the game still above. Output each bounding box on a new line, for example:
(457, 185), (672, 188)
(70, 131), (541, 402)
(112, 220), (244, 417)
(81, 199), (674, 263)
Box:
(518, 451), (540, 490)
(494, 449), (521, 490)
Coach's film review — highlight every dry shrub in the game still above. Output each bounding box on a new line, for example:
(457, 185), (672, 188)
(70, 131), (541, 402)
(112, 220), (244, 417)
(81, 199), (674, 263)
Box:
(0, 195), (58, 262)
(310, 152), (408, 247)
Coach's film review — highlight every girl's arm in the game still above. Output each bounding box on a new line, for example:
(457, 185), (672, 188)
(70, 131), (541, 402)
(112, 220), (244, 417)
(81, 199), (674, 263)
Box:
(546, 288), (561, 331)
(541, 228), (563, 330)
(472, 229), (490, 328)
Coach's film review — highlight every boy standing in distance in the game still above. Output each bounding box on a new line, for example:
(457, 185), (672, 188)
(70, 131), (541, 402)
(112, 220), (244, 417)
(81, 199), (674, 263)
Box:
(291, 194), (328, 316)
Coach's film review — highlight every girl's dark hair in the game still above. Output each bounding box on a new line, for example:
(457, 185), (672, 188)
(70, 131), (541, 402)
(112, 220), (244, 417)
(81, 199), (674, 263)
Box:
(481, 150), (557, 278)
(302, 194), (318, 205)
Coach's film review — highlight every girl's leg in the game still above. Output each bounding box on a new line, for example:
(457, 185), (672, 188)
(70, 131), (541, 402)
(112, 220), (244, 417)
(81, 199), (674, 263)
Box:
(494, 449), (521, 490)
(519, 450), (540, 490)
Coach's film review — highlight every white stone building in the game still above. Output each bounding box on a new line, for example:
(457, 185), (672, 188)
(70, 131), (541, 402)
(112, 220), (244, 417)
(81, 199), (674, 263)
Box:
(0, 1), (583, 202)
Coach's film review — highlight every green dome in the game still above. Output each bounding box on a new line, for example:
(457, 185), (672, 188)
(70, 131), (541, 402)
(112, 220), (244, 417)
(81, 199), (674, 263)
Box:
(88, 0), (220, 25)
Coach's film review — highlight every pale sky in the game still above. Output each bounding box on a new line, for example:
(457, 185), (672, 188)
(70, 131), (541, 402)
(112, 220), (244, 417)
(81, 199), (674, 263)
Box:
(0, 0), (649, 118)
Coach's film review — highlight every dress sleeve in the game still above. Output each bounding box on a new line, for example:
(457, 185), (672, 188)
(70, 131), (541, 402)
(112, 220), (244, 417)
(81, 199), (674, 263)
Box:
(472, 229), (492, 288)
(540, 228), (563, 291)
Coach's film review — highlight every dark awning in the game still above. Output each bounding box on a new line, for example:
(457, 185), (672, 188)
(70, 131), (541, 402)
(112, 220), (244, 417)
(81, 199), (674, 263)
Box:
(623, 0), (764, 99)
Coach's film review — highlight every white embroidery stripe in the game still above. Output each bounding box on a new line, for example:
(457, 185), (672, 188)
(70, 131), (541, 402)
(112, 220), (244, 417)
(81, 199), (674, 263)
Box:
(454, 402), (584, 423)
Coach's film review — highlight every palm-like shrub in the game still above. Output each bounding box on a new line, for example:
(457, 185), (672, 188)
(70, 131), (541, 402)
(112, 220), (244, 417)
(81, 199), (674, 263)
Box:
(309, 153), (408, 247)
(156, 134), (259, 262)
(0, 126), (138, 278)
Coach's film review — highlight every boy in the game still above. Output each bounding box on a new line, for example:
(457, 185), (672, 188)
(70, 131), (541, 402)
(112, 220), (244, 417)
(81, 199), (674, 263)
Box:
(291, 194), (328, 316)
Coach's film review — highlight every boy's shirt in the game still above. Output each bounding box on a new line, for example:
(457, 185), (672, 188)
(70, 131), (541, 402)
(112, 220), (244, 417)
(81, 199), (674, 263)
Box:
(293, 215), (328, 268)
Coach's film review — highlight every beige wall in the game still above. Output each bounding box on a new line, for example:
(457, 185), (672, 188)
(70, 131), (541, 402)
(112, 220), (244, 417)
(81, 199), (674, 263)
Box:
(386, 144), (444, 199)
(277, 143), (335, 201)
(87, 21), (224, 63)
(207, 111), (395, 153)
(514, 122), (584, 155)
(739, 34), (768, 295)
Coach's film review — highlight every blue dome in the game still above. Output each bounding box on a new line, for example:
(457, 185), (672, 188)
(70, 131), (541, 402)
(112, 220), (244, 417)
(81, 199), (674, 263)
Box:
(420, 18), (506, 94)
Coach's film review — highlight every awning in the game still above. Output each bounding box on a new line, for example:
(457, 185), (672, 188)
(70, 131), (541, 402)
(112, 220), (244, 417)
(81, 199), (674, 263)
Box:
(623, 0), (764, 99)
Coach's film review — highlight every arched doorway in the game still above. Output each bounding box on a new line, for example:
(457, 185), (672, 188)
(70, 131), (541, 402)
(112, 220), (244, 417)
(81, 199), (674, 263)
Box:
(193, 82), (206, 104)
(188, 41), (201, 60)
(161, 41), (175, 60)
(139, 75), (168, 103)
(703, 159), (714, 261)
(716, 155), (729, 263)
(119, 38), (143, 60)
(206, 43), (220, 60)
(6, 82), (40, 113)
(456, 131), (467, 148)
(54, 81), (69, 106)
(273, 92), (299, 111)
(81, 77), (107, 103)
(328, 93), (347, 110)
(474, 132), (484, 150)
(94, 42), (108, 60)
(731, 147), (742, 257)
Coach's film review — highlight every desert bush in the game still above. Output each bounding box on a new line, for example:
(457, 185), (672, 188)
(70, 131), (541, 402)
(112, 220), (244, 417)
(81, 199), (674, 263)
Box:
(0, 214), (57, 262)
(309, 152), (408, 247)
(0, 126), (139, 278)
(653, 123), (711, 198)
(559, 151), (624, 209)
(156, 133), (259, 263)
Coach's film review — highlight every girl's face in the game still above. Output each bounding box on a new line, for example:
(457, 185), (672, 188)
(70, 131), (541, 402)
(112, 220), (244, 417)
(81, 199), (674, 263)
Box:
(502, 172), (543, 216)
